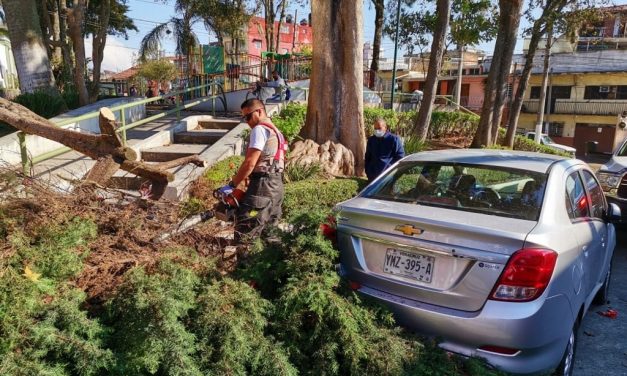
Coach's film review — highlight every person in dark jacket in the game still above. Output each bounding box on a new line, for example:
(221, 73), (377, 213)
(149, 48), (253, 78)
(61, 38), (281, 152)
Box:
(365, 118), (405, 182)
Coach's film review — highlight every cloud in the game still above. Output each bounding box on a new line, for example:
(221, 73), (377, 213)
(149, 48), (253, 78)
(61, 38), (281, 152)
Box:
(84, 37), (137, 72)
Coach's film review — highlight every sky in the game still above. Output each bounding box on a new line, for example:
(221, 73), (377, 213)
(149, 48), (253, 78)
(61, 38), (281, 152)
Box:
(90, 0), (627, 72)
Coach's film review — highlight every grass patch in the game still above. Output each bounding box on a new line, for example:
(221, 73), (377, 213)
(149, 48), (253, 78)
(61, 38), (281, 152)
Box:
(203, 155), (244, 188)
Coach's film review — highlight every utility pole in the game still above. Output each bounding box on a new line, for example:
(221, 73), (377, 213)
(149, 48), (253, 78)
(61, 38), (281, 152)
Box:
(390, 0), (401, 110)
(534, 23), (553, 143)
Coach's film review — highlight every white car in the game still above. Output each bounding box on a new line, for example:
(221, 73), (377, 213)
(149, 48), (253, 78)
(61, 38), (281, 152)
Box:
(524, 132), (577, 157)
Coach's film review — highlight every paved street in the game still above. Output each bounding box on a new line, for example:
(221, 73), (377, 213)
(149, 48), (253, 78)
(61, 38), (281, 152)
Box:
(574, 229), (627, 376)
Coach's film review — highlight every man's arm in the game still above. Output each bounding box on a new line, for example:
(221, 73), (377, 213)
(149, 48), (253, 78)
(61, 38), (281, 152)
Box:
(231, 148), (262, 187)
(392, 135), (405, 162)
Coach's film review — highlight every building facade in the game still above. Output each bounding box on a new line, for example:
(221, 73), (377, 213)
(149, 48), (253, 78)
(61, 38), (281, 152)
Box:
(223, 16), (312, 57)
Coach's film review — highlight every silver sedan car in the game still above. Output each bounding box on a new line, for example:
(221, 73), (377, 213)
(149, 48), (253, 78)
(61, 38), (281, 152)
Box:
(336, 150), (618, 375)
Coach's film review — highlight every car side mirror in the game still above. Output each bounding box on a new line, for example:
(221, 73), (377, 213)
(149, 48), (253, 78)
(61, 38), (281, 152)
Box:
(605, 203), (622, 223)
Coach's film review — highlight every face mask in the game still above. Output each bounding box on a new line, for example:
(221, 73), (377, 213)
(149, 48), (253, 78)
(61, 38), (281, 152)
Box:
(374, 129), (385, 138)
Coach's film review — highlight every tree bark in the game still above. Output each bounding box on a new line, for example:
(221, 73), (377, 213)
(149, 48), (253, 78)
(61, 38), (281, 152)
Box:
(90, 0), (112, 102)
(302, 0), (366, 175)
(275, 0), (287, 53)
(263, 0), (276, 52)
(3, 0), (57, 93)
(471, 0), (523, 147)
(369, 0), (384, 89)
(66, 0), (90, 106)
(413, 0), (451, 140)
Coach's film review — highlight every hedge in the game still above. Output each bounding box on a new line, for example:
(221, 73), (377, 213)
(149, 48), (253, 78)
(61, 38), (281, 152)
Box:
(283, 178), (366, 218)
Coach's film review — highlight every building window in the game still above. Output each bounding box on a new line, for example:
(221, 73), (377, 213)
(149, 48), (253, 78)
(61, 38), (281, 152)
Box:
(506, 83), (513, 99)
(252, 39), (262, 50)
(530, 86), (541, 99)
(548, 122), (564, 137)
(466, 68), (481, 75)
(584, 85), (627, 99)
(280, 25), (290, 34)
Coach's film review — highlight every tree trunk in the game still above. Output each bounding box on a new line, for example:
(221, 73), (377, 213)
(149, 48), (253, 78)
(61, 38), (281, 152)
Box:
(369, 0), (384, 89)
(3, 0), (57, 93)
(471, 0), (523, 148)
(413, 0), (451, 140)
(504, 0), (564, 147)
(263, 0), (276, 53)
(533, 24), (553, 142)
(0, 99), (206, 200)
(67, 0), (90, 106)
(275, 0), (287, 53)
(90, 0), (112, 102)
(302, 0), (366, 175)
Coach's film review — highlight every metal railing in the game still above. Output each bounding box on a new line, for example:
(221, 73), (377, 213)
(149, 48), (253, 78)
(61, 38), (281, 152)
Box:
(18, 81), (227, 174)
(522, 99), (627, 116)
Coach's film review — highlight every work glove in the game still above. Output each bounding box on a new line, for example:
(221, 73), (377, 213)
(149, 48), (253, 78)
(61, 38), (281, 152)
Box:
(217, 184), (234, 198)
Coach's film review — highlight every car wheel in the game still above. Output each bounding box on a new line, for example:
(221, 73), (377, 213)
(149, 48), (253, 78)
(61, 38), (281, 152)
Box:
(554, 322), (578, 376)
(593, 262), (612, 305)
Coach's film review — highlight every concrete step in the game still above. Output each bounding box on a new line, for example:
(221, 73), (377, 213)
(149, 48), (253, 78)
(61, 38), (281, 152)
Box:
(198, 118), (240, 130)
(140, 144), (211, 162)
(173, 129), (229, 144)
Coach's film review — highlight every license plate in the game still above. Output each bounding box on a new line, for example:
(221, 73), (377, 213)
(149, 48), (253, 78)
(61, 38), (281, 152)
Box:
(383, 248), (435, 283)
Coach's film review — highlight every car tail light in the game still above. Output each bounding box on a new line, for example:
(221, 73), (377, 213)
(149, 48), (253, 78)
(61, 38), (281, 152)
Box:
(478, 345), (520, 356)
(489, 248), (557, 302)
(348, 280), (362, 290)
(320, 216), (337, 243)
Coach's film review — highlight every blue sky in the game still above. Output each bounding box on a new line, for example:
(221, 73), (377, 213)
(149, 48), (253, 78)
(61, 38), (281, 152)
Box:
(91, 0), (627, 72)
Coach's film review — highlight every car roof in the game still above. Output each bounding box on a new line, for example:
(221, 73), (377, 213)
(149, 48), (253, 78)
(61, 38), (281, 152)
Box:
(401, 149), (568, 173)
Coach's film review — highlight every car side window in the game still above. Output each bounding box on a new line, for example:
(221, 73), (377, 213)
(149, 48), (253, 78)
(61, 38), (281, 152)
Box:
(565, 172), (589, 219)
(581, 170), (606, 219)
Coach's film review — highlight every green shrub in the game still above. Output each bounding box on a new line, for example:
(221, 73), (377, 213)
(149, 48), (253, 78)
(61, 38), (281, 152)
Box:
(13, 90), (67, 119)
(429, 111), (479, 140)
(105, 254), (203, 375)
(203, 155), (244, 188)
(239, 211), (416, 375)
(62, 88), (80, 110)
(403, 135), (429, 154)
(283, 178), (366, 218)
(284, 161), (322, 182)
(273, 102), (307, 142)
(193, 278), (296, 376)
(0, 217), (112, 375)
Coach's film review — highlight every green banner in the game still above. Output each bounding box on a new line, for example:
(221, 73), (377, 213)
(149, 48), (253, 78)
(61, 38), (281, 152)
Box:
(202, 45), (224, 74)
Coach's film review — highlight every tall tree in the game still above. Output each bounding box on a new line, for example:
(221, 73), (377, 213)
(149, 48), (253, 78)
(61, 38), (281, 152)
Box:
(471, 0), (523, 148)
(368, 0), (385, 89)
(503, 0), (605, 147)
(3, 0), (57, 93)
(302, 0), (366, 174)
(413, 0), (451, 140)
(66, 0), (90, 106)
(86, 0), (137, 102)
(197, 0), (254, 50)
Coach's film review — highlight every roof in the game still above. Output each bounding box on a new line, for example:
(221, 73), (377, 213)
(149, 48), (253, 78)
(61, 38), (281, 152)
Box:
(402, 149), (567, 173)
(110, 66), (139, 81)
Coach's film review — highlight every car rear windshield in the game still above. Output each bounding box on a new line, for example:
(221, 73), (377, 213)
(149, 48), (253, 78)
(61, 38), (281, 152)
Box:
(361, 162), (548, 221)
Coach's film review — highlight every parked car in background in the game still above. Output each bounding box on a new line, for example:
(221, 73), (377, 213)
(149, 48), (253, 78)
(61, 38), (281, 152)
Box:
(524, 132), (577, 157)
(596, 137), (627, 218)
(335, 150), (619, 375)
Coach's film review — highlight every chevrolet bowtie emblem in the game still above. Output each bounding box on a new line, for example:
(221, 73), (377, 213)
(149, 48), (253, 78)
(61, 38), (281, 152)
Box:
(394, 224), (424, 236)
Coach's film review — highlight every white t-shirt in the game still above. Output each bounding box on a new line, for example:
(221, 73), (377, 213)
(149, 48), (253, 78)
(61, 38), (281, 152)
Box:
(249, 125), (272, 151)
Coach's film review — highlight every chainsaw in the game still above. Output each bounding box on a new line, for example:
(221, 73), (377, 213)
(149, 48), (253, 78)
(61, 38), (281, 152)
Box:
(153, 187), (245, 243)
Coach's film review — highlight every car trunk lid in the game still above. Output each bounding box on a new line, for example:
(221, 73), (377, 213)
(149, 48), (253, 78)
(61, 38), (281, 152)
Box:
(337, 198), (538, 312)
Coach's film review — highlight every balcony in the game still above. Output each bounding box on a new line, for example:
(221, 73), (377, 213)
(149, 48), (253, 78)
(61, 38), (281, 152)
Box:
(522, 99), (627, 116)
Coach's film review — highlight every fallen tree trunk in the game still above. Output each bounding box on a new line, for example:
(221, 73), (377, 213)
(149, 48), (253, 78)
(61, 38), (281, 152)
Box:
(0, 98), (203, 200)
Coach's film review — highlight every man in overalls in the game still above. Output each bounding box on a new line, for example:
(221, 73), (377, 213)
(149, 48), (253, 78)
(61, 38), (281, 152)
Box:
(217, 98), (287, 243)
